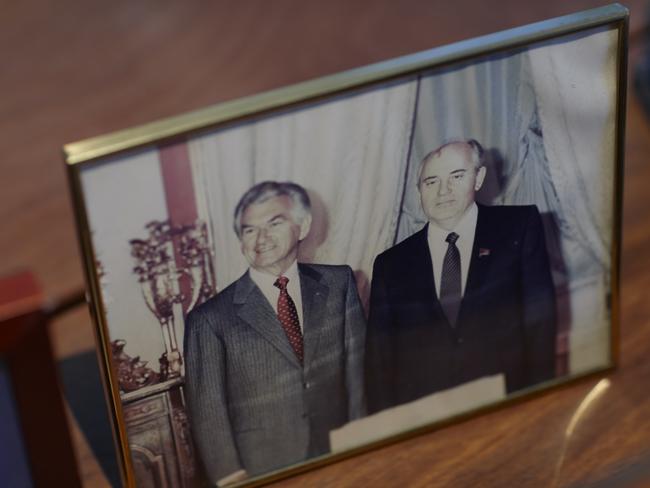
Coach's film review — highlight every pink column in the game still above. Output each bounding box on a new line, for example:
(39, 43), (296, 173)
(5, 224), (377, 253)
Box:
(158, 140), (199, 315)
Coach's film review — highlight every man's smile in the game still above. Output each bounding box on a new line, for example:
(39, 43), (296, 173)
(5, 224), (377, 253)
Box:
(256, 245), (276, 254)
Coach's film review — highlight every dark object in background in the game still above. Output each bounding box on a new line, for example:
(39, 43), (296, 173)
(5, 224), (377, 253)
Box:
(0, 361), (33, 486)
(635, 9), (650, 116)
(0, 271), (81, 487)
(59, 351), (121, 487)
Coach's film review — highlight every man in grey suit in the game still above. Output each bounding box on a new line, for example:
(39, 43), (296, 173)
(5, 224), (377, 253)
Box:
(184, 181), (366, 486)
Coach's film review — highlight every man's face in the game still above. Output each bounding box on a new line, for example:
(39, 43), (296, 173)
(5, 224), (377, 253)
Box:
(239, 195), (311, 276)
(418, 144), (486, 230)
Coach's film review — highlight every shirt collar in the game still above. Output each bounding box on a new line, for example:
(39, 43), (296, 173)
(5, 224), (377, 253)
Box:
(249, 260), (300, 288)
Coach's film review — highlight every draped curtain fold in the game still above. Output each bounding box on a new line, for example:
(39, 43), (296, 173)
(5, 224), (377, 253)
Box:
(526, 27), (618, 374)
(527, 27), (617, 278)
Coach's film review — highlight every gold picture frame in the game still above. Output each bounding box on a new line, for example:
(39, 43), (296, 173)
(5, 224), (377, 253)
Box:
(65, 4), (628, 487)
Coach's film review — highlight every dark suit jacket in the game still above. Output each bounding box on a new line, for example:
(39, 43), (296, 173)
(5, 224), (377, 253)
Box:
(184, 263), (366, 482)
(365, 204), (557, 413)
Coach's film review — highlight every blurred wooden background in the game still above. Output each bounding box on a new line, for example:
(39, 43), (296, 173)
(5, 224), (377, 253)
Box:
(2, 1), (649, 486)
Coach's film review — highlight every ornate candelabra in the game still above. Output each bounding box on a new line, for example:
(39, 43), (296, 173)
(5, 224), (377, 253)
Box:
(130, 220), (216, 381)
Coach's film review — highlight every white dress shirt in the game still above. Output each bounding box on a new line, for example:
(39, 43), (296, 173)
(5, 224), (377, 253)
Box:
(427, 202), (478, 298)
(249, 260), (304, 332)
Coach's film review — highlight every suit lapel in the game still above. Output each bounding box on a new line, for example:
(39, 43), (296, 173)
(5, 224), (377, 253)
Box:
(298, 264), (329, 370)
(409, 226), (448, 327)
(461, 204), (494, 319)
(234, 271), (302, 368)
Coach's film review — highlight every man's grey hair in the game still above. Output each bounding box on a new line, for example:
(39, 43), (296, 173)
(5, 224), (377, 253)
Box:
(417, 138), (486, 185)
(233, 181), (312, 238)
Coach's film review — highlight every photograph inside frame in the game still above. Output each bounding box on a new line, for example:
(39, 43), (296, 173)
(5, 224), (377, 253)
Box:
(73, 17), (623, 488)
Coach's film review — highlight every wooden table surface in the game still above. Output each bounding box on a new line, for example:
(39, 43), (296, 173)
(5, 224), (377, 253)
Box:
(2, 1), (649, 486)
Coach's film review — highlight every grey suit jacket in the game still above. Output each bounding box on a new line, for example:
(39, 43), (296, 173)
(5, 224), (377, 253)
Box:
(184, 263), (366, 483)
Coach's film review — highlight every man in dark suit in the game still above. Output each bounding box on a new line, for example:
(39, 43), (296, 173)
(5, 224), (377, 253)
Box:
(184, 181), (366, 486)
(365, 139), (556, 414)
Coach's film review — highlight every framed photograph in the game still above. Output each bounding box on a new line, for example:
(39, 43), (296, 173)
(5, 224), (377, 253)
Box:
(65, 4), (628, 487)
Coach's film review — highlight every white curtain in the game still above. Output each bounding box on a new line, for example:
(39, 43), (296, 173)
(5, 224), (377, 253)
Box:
(527, 27), (619, 374)
(527, 27), (617, 276)
(188, 78), (419, 307)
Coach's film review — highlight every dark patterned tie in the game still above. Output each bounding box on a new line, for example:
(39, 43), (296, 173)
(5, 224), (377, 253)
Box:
(274, 276), (304, 363)
(439, 232), (462, 327)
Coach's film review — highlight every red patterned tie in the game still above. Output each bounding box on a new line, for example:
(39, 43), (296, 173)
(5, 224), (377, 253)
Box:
(274, 276), (304, 363)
